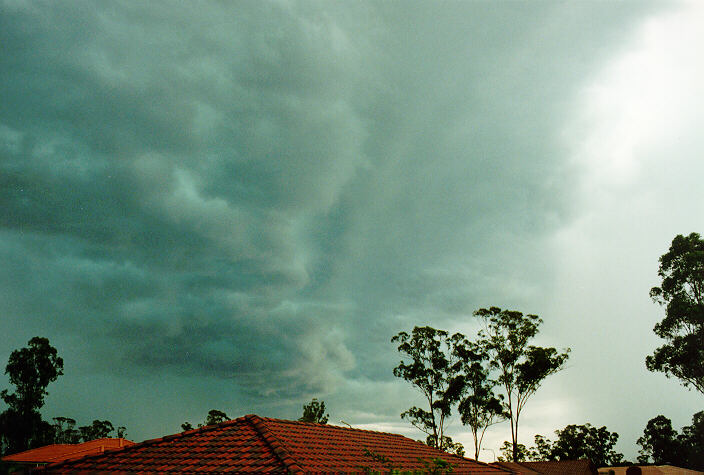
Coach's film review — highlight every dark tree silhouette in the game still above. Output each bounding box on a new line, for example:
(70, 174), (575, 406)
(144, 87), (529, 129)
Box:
(648, 232), (704, 394)
(0, 337), (63, 454)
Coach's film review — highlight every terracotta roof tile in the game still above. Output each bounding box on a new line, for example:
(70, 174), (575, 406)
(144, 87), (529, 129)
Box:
(38, 415), (511, 473)
(2, 438), (134, 464)
(492, 459), (597, 475)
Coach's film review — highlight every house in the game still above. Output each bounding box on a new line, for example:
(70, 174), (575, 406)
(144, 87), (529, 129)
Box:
(1, 438), (133, 471)
(491, 459), (597, 474)
(598, 465), (704, 475)
(35, 414), (511, 473)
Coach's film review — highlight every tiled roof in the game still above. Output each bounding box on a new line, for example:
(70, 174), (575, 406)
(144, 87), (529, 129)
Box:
(520, 459), (597, 474)
(39, 415), (511, 473)
(492, 461), (542, 474)
(2, 438), (134, 463)
(491, 459), (596, 475)
(598, 466), (704, 475)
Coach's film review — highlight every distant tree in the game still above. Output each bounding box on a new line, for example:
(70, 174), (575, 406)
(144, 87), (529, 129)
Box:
(680, 411), (704, 470)
(637, 415), (681, 465)
(180, 409), (230, 432)
(648, 233), (704, 395)
(299, 398), (328, 424)
(203, 409), (229, 426)
(79, 419), (115, 441)
(181, 422), (193, 432)
(638, 411), (704, 471)
(498, 440), (529, 462)
(450, 336), (506, 460)
(0, 337), (64, 454)
(474, 307), (570, 462)
(392, 327), (463, 455)
(533, 423), (623, 467)
(52, 417), (81, 444)
(530, 433), (553, 460)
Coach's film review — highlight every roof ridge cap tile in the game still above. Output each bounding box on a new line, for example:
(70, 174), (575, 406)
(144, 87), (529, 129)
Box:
(246, 414), (305, 475)
(260, 416), (420, 438)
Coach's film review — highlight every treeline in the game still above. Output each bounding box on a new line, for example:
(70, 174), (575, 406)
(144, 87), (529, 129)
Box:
(390, 308), (570, 461)
(388, 232), (703, 470)
(0, 337), (126, 456)
(1, 233), (702, 471)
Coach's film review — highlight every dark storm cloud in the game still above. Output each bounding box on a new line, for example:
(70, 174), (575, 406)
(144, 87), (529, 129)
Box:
(0, 0), (668, 443)
(0, 0), (370, 396)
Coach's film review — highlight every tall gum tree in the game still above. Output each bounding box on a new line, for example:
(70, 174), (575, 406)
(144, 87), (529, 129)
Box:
(0, 337), (63, 454)
(474, 307), (570, 462)
(648, 232), (704, 395)
(391, 326), (463, 455)
(449, 335), (506, 460)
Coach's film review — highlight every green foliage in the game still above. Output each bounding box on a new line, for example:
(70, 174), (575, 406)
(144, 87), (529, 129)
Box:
(53, 417), (81, 444)
(52, 417), (124, 443)
(358, 449), (454, 474)
(0, 338), (126, 456)
(637, 415), (681, 465)
(204, 409), (229, 426)
(450, 336), (506, 459)
(79, 419), (115, 441)
(474, 307), (570, 462)
(497, 440), (528, 462)
(0, 337), (64, 454)
(531, 423), (624, 467)
(181, 409), (230, 431)
(391, 327), (463, 454)
(1, 337), (63, 415)
(638, 411), (704, 470)
(299, 398), (329, 424)
(436, 435), (464, 457)
(680, 411), (704, 470)
(181, 421), (194, 431)
(648, 232), (704, 394)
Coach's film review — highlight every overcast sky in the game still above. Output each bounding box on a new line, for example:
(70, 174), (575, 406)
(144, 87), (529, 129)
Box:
(1, 0), (703, 463)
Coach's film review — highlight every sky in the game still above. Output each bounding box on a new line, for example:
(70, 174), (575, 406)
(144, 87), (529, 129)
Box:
(1, 0), (703, 463)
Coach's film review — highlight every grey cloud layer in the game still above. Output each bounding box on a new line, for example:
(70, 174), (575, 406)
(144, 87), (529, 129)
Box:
(0, 0), (659, 429)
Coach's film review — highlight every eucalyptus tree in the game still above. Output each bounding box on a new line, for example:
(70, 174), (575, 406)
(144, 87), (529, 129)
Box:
(0, 337), (63, 454)
(450, 335), (506, 460)
(391, 326), (463, 455)
(532, 423), (624, 467)
(299, 398), (328, 424)
(648, 232), (704, 395)
(474, 307), (570, 462)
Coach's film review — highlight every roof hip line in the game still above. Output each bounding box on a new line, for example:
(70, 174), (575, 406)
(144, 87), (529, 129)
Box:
(245, 414), (305, 474)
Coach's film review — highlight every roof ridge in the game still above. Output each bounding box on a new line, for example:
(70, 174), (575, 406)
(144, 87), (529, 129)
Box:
(245, 414), (305, 475)
(257, 415), (417, 438)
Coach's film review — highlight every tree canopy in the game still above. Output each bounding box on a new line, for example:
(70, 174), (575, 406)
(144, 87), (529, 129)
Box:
(532, 423), (624, 467)
(298, 398), (329, 424)
(637, 415), (681, 465)
(0, 337), (64, 454)
(474, 307), (570, 462)
(638, 411), (704, 470)
(1, 337), (63, 415)
(391, 327), (463, 455)
(648, 232), (704, 394)
(450, 336), (506, 460)
(181, 409), (230, 432)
